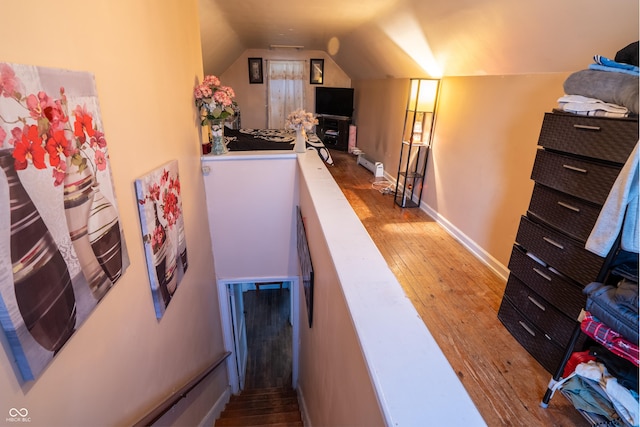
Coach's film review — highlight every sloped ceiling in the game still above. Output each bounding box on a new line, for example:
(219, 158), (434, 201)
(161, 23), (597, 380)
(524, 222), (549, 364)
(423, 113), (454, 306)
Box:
(199, 0), (639, 80)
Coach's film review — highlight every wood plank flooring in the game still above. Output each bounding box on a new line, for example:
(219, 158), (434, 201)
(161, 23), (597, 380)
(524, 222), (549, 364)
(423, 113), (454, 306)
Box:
(216, 387), (302, 426)
(326, 149), (588, 426)
(243, 288), (292, 390)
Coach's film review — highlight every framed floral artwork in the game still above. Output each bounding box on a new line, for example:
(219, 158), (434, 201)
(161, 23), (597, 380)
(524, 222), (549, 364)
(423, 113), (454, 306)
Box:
(135, 160), (188, 319)
(0, 62), (130, 382)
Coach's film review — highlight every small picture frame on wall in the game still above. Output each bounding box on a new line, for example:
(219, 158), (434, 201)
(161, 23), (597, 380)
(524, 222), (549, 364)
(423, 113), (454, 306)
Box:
(310, 58), (324, 85)
(248, 58), (263, 84)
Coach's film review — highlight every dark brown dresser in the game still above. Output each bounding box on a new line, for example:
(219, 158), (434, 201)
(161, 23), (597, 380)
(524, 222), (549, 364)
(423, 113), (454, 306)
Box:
(498, 111), (639, 374)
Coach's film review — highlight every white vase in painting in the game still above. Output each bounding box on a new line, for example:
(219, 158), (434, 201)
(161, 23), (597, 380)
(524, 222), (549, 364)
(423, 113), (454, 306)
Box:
(63, 161), (112, 301)
(88, 184), (123, 283)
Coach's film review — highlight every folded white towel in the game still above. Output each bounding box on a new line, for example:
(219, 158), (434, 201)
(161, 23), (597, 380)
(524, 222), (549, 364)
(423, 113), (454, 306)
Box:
(558, 95), (629, 114)
(558, 105), (629, 118)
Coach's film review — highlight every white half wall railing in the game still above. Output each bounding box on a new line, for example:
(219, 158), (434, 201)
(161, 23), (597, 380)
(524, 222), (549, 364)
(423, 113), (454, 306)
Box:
(202, 150), (486, 426)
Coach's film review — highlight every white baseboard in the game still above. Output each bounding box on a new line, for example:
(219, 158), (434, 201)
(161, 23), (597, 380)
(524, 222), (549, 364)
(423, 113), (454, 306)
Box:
(201, 385), (231, 427)
(297, 387), (312, 427)
(420, 201), (509, 281)
(380, 172), (508, 281)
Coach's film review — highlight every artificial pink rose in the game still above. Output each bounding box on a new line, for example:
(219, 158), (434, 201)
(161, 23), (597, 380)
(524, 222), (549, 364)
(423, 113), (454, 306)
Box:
(203, 75), (220, 87)
(221, 86), (235, 98)
(199, 84), (212, 98)
(213, 90), (231, 107)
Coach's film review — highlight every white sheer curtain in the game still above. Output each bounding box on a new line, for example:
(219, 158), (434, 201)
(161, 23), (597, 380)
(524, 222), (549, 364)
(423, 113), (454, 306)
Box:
(267, 60), (305, 129)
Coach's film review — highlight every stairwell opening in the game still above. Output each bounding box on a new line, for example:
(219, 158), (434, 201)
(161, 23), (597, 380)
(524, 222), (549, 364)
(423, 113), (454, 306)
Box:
(218, 279), (299, 394)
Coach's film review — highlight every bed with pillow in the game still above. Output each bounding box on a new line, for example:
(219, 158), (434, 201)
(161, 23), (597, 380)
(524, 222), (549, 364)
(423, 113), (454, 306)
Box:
(224, 128), (334, 165)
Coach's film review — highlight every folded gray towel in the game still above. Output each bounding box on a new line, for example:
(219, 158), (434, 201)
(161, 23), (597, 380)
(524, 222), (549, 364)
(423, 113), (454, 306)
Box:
(563, 69), (639, 114)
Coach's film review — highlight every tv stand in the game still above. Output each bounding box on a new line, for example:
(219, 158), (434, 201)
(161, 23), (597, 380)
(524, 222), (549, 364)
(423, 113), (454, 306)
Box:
(316, 115), (351, 151)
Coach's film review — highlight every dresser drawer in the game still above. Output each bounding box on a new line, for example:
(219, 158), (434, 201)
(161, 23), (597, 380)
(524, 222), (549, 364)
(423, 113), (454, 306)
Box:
(538, 112), (638, 164)
(503, 274), (578, 347)
(515, 216), (605, 286)
(531, 149), (621, 205)
(498, 297), (564, 374)
(527, 183), (601, 243)
(508, 245), (586, 318)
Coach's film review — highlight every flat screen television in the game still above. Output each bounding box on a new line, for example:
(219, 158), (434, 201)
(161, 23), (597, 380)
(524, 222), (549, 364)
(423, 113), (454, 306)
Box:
(315, 87), (354, 118)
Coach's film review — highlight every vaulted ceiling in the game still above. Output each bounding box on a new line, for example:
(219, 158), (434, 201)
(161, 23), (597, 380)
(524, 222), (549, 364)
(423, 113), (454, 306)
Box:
(198, 0), (639, 80)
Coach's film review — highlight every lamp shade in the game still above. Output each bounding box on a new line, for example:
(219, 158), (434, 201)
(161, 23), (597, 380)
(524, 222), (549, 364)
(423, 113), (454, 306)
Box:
(409, 79), (438, 112)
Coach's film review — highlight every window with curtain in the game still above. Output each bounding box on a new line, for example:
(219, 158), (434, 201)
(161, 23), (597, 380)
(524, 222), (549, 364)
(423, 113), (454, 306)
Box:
(267, 60), (305, 129)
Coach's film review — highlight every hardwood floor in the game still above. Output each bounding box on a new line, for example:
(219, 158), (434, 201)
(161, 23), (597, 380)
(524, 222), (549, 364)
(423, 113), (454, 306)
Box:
(243, 288), (292, 390)
(326, 149), (588, 426)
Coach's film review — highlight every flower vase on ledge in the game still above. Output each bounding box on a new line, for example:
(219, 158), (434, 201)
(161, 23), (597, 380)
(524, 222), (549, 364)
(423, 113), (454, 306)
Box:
(209, 118), (227, 155)
(295, 128), (307, 153)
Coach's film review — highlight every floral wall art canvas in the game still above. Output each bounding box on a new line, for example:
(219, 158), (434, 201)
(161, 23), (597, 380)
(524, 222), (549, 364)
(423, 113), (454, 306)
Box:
(0, 62), (130, 382)
(135, 161), (188, 319)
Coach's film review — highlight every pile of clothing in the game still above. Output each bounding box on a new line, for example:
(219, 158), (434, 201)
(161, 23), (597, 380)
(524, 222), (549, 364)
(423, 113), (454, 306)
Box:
(554, 252), (639, 427)
(558, 41), (639, 117)
(559, 355), (638, 427)
(547, 42), (640, 426)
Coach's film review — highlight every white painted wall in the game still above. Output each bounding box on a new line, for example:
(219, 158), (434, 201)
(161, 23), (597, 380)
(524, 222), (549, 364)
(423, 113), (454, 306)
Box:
(201, 152), (299, 280)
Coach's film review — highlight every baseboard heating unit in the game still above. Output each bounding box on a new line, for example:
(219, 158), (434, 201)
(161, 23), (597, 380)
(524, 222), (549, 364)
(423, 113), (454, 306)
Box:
(357, 153), (384, 178)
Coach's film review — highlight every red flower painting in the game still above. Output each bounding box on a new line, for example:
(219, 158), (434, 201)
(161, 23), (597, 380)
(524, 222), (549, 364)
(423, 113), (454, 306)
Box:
(135, 160), (188, 319)
(0, 64), (109, 184)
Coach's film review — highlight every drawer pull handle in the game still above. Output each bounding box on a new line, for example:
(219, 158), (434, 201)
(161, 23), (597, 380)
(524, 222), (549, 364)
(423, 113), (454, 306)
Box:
(557, 201), (580, 212)
(562, 164), (588, 174)
(518, 321), (536, 337)
(573, 124), (601, 131)
(533, 267), (552, 281)
(527, 295), (546, 311)
(543, 237), (565, 250)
